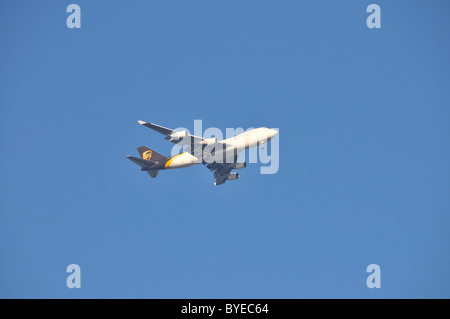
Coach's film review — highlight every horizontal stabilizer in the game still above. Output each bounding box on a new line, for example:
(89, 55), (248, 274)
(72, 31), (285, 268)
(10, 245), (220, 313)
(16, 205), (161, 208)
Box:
(126, 156), (157, 169)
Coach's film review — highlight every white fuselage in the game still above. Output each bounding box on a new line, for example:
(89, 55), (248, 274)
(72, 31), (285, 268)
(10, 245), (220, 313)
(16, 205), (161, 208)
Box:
(165, 127), (278, 169)
(222, 127), (278, 152)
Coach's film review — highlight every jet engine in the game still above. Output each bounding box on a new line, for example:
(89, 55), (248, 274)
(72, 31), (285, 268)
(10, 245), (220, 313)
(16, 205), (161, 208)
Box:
(203, 137), (218, 145)
(233, 162), (247, 170)
(166, 130), (188, 142)
(226, 172), (239, 181)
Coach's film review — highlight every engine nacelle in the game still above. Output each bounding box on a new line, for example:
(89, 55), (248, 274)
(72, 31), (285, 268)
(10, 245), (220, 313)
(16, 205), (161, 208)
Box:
(203, 137), (218, 145)
(233, 162), (247, 170)
(167, 130), (188, 141)
(226, 172), (239, 181)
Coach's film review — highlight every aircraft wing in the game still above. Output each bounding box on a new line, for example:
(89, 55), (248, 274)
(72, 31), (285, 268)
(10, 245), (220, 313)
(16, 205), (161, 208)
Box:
(138, 120), (204, 146)
(206, 160), (245, 186)
(137, 120), (233, 160)
(212, 164), (233, 186)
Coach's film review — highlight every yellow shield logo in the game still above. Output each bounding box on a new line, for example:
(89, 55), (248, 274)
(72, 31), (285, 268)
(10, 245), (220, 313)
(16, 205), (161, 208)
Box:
(143, 150), (152, 160)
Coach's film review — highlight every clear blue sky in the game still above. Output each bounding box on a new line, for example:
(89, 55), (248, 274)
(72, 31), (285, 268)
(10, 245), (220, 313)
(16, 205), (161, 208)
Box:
(1, 1), (449, 298)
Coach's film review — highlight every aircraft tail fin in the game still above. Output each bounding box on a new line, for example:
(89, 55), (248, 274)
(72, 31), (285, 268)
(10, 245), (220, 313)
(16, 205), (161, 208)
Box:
(137, 146), (167, 162)
(127, 146), (167, 178)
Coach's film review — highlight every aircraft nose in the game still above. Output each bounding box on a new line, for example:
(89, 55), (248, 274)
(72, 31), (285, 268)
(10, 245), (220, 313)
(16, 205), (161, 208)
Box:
(270, 129), (279, 138)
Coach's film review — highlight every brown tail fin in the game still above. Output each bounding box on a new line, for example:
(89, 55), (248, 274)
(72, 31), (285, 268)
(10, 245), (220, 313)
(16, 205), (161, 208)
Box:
(137, 146), (168, 162)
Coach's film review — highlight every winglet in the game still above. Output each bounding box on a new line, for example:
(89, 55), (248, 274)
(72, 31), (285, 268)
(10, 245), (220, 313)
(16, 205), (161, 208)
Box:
(137, 120), (147, 125)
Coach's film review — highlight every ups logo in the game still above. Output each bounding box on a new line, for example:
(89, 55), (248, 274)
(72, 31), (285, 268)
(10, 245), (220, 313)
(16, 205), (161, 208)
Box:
(143, 150), (152, 160)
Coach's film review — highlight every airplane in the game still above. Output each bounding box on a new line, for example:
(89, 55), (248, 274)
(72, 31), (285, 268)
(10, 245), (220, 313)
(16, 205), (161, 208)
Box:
(126, 120), (278, 185)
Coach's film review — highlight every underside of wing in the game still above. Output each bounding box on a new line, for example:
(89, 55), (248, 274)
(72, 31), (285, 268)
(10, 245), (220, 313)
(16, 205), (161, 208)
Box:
(206, 160), (246, 186)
